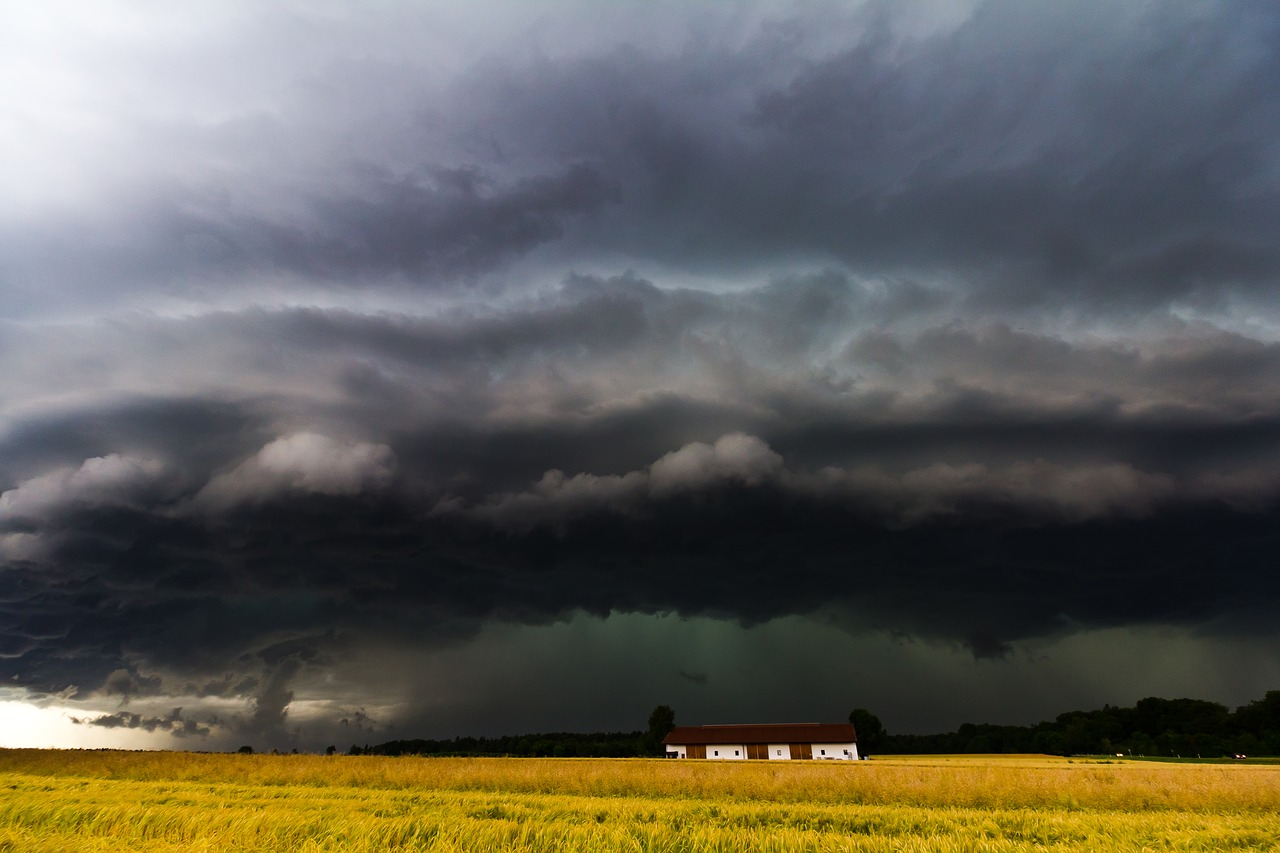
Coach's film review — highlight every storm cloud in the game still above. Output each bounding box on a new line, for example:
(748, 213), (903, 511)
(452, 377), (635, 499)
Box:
(1, 0), (1278, 748)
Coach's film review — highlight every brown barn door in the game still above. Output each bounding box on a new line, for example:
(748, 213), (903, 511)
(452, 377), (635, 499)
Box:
(688, 744), (706, 759)
(789, 743), (813, 760)
(746, 743), (768, 760)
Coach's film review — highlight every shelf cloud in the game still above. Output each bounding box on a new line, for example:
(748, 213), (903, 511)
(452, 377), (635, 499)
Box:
(1, 0), (1278, 748)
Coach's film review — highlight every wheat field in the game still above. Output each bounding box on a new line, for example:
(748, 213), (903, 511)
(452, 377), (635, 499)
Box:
(0, 750), (1277, 851)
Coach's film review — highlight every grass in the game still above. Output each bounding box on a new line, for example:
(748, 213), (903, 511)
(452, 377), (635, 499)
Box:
(0, 750), (1277, 851)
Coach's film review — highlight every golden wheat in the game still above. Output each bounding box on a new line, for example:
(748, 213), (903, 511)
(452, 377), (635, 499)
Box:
(0, 750), (1276, 851)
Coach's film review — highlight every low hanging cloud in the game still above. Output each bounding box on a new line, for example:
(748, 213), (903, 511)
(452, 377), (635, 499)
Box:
(649, 433), (786, 495)
(800, 459), (1180, 526)
(453, 433), (1272, 533)
(459, 434), (786, 533)
(0, 533), (45, 564)
(70, 707), (211, 738)
(0, 454), (167, 522)
(0, 454), (170, 565)
(192, 433), (397, 512)
(98, 668), (164, 702)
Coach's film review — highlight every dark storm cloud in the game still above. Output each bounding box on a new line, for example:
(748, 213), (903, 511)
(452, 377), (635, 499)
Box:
(6, 1), (1275, 310)
(4, 281), (1280, 683)
(2, 0), (1279, 742)
(424, 0), (1280, 309)
(100, 668), (164, 701)
(2, 424), (1277, 703)
(186, 673), (259, 699)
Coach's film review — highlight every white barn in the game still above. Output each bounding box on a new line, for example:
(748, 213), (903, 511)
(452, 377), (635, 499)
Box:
(663, 722), (859, 760)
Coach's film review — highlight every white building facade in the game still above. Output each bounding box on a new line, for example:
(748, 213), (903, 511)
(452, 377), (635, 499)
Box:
(663, 723), (859, 761)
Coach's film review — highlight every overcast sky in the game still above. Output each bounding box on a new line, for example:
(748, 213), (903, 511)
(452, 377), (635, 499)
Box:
(2, 0), (1279, 752)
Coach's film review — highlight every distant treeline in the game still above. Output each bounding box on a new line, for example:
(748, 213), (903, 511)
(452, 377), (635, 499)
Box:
(349, 731), (650, 758)
(867, 690), (1280, 758)
(346, 690), (1280, 759)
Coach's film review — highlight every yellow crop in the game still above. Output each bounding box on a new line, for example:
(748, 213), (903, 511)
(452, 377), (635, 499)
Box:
(0, 750), (1276, 851)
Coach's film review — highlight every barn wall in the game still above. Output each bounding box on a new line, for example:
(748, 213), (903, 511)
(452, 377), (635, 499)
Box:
(666, 740), (858, 760)
(811, 742), (859, 760)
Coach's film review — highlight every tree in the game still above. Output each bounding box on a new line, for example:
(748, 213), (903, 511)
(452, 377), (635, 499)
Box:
(236, 745), (254, 754)
(647, 705), (676, 755)
(1234, 690), (1280, 732)
(848, 708), (886, 755)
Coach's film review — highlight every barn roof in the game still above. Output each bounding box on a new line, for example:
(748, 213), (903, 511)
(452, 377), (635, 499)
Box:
(663, 723), (857, 746)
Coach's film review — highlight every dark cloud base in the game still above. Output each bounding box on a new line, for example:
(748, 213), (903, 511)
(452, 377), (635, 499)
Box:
(3, 456), (1276, 693)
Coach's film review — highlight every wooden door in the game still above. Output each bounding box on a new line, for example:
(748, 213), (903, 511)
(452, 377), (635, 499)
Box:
(746, 743), (768, 760)
(688, 744), (706, 759)
(789, 743), (812, 760)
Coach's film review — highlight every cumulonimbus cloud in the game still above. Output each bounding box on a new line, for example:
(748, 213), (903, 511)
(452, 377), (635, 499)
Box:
(0, 0), (1278, 746)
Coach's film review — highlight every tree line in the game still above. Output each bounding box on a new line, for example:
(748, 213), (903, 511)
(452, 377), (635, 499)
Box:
(342, 691), (1280, 758)
(852, 689), (1280, 758)
(350, 731), (650, 758)
(348, 705), (677, 758)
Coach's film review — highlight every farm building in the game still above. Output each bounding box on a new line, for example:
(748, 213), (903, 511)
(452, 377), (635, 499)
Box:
(662, 723), (859, 760)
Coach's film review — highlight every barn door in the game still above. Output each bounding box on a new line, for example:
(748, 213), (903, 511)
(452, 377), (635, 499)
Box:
(688, 744), (706, 759)
(789, 743), (812, 760)
(746, 743), (768, 760)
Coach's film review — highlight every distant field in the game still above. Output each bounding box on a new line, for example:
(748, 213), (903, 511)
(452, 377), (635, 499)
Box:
(1, 750), (1278, 851)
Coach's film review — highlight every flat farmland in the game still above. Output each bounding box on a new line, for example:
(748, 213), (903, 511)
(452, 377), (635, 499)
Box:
(0, 750), (1277, 851)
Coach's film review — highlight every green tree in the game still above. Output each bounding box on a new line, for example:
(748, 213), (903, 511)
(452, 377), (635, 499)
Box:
(647, 705), (676, 755)
(848, 708), (886, 754)
(1234, 690), (1280, 734)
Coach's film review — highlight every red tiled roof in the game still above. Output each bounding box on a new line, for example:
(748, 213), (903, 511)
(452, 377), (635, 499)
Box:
(662, 723), (857, 746)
